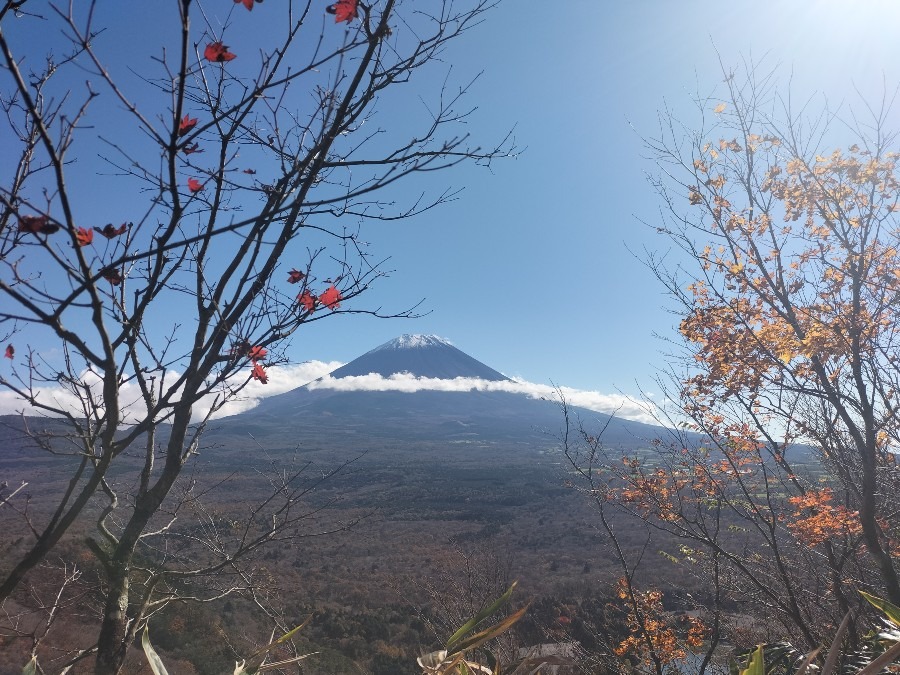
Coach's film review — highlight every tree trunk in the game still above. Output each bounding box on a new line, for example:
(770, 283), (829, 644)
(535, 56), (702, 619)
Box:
(94, 567), (131, 675)
(93, 408), (191, 674)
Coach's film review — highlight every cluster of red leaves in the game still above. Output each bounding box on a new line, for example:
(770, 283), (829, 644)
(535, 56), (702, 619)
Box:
(4, 345), (13, 359)
(613, 578), (707, 666)
(618, 461), (680, 522)
(204, 42), (237, 63)
(192, 0), (349, 382)
(787, 488), (862, 546)
(249, 345), (268, 383)
(18, 215), (59, 234)
(229, 341), (269, 383)
(296, 285), (342, 312)
(19, 216), (130, 246)
(326, 0), (357, 22)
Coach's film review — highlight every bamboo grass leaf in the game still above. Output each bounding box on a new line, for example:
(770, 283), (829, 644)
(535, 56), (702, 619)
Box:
(739, 645), (765, 675)
(142, 627), (170, 675)
(448, 605), (529, 656)
(861, 592), (900, 627)
(856, 639), (900, 675)
(446, 583), (517, 651)
(794, 648), (820, 675)
(819, 611), (850, 675)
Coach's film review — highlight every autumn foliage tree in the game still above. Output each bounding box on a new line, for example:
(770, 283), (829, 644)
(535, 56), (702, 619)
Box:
(0, 0), (511, 672)
(564, 64), (900, 665)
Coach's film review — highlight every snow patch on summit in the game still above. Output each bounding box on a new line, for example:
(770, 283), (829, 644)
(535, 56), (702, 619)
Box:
(377, 334), (453, 350)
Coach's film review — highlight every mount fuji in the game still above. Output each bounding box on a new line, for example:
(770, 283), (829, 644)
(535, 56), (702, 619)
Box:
(326, 334), (508, 381)
(209, 335), (664, 448)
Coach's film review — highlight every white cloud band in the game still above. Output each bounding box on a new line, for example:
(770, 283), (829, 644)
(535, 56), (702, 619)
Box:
(0, 363), (658, 426)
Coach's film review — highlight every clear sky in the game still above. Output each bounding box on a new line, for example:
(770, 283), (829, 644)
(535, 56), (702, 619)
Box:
(4, 1), (900, 420)
(289, 1), (900, 396)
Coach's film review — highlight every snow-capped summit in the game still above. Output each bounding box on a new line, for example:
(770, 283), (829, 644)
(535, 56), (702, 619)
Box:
(326, 334), (508, 381)
(373, 334), (453, 350)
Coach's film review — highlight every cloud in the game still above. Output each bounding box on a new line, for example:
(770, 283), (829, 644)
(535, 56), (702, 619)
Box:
(193, 361), (343, 420)
(305, 373), (659, 425)
(0, 362), (658, 425)
(0, 360), (343, 423)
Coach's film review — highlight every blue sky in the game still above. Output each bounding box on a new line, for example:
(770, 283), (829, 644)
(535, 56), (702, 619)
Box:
(4, 1), (900, 420)
(293, 1), (900, 394)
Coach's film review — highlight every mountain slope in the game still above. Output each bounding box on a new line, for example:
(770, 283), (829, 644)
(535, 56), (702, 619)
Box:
(210, 335), (664, 449)
(326, 334), (508, 381)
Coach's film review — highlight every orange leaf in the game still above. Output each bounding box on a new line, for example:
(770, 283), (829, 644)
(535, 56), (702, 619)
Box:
(178, 114), (197, 136)
(75, 227), (93, 247)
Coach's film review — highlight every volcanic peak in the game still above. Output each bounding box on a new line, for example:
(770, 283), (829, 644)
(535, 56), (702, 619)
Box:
(372, 334), (453, 350)
(326, 334), (508, 381)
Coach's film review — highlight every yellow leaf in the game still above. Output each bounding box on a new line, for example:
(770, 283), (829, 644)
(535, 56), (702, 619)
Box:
(714, 103), (726, 114)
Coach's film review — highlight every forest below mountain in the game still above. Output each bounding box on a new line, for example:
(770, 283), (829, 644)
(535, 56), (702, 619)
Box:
(0, 411), (825, 674)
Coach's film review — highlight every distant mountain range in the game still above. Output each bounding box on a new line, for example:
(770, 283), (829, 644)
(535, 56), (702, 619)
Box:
(209, 335), (666, 448)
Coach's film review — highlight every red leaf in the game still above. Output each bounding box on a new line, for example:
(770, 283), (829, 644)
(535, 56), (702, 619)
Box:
(204, 42), (237, 63)
(4, 344), (13, 359)
(319, 285), (342, 310)
(182, 143), (204, 155)
(187, 178), (204, 193)
(251, 361), (268, 384)
(287, 269), (306, 284)
(178, 114), (198, 136)
(18, 215), (59, 234)
(94, 222), (129, 239)
(326, 0), (357, 22)
(234, 0), (253, 9)
(248, 345), (267, 362)
(75, 227), (93, 247)
(243, 168), (257, 174)
(102, 268), (123, 285)
(297, 289), (316, 312)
